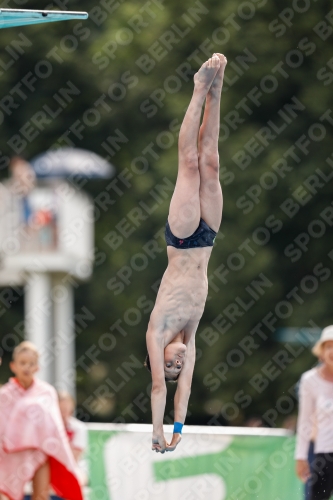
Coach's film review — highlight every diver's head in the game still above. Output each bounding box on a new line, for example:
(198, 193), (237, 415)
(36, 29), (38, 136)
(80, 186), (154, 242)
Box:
(144, 341), (187, 383)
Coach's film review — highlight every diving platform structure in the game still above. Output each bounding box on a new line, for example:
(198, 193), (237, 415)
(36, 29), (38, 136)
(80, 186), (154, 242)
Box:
(0, 8), (88, 29)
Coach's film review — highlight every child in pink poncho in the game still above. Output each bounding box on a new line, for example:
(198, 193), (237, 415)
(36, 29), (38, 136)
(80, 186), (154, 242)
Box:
(0, 341), (83, 500)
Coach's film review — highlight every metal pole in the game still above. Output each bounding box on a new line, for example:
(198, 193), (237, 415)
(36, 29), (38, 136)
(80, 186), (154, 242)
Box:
(25, 272), (53, 383)
(53, 274), (76, 397)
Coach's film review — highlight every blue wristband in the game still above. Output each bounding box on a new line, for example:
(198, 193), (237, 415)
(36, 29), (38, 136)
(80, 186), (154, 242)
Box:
(173, 422), (183, 434)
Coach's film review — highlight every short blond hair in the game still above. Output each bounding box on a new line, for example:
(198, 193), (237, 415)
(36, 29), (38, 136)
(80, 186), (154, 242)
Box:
(13, 341), (39, 361)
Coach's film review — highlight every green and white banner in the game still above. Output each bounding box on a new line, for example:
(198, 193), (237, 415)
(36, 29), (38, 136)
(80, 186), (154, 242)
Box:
(86, 424), (303, 500)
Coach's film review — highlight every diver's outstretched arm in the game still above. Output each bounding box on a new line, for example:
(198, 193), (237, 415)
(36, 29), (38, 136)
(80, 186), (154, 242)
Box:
(146, 324), (168, 452)
(167, 336), (196, 452)
(151, 386), (167, 452)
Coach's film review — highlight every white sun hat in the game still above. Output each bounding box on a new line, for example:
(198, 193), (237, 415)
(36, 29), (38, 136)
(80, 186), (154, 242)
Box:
(312, 325), (333, 357)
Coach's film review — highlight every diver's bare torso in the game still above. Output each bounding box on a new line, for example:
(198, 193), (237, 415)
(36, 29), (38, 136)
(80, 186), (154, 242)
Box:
(148, 246), (212, 345)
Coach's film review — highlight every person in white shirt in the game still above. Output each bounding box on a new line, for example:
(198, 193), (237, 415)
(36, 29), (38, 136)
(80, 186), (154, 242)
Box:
(295, 325), (333, 500)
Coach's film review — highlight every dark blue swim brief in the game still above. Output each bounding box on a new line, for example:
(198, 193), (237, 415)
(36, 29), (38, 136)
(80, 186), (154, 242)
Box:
(165, 218), (217, 249)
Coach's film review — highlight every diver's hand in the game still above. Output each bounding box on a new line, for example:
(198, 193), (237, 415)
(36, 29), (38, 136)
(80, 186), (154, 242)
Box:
(152, 433), (167, 453)
(166, 433), (182, 452)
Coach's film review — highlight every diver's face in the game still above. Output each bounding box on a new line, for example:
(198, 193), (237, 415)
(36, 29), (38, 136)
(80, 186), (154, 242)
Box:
(164, 342), (186, 380)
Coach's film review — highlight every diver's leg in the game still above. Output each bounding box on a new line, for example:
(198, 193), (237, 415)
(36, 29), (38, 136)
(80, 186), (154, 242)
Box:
(198, 53), (227, 232)
(168, 55), (220, 238)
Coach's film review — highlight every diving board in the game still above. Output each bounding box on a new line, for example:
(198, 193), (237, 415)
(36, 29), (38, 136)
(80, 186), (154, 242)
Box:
(0, 8), (88, 29)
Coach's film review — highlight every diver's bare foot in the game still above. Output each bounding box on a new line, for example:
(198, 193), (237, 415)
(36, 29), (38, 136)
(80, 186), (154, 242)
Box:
(209, 53), (227, 96)
(194, 55), (220, 92)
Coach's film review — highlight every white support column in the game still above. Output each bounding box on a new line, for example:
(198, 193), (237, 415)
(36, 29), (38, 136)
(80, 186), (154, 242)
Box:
(25, 272), (53, 383)
(53, 274), (76, 397)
